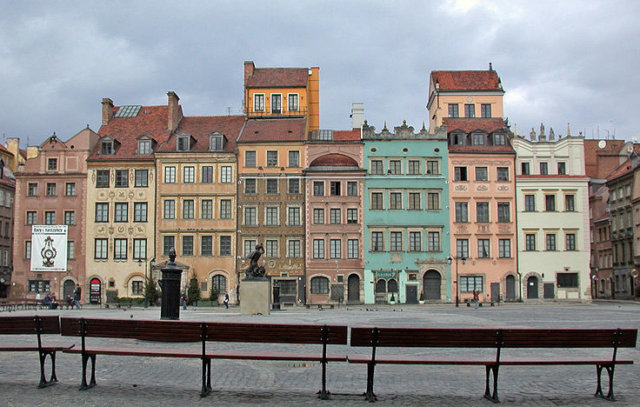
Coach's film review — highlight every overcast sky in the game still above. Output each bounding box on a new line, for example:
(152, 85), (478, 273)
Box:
(1, 0), (638, 147)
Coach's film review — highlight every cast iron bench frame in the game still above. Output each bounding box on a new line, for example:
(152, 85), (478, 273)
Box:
(349, 327), (637, 403)
(60, 317), (348, 398)
(0, 315), (72, 387)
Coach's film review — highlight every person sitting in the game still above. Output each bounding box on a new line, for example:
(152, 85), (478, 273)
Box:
(42, 294), (52, 309)
(50, 294), (59, 310)
(66, 295), (74, 309)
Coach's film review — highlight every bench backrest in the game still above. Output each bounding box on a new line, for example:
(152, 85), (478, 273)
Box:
(60, 317), (203, 342)
(0, 315), (60, 335)
(207, 322), (348, 345)
(350, 327), (637, 349)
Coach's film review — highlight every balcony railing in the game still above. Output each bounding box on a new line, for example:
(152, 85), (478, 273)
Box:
(246, 108), (307, 118)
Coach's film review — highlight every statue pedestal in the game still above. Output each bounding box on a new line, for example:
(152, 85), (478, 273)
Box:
(240, 279), (271, 315)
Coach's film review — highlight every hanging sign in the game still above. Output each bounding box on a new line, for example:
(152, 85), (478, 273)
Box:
(30, 225), (68, 272)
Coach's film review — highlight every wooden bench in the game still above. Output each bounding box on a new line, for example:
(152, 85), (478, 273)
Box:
(0, 315), (72, 387)
(349, 327), (637, 403)
(0, 298), (44, 312)
(60, 317), (348, 398)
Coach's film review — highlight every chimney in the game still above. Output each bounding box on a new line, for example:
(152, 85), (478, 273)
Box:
(102, 98), (114, 125)
(244, 61), (255, 87)
(0, 159), (4, 179)
(351, 103), (365, 129)
(167, 91), (183, 132)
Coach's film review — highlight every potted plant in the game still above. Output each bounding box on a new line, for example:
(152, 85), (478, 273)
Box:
(419, 291), (425, 304)
(389, 292), (396, 304)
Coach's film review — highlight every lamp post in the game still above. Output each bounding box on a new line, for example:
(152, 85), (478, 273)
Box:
(447, 255), (466, 307)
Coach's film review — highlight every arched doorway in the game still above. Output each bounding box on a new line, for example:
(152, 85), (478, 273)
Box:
(423, 270), (441, 300)
(527, 276), (539, 299)
(505, 275), (516, 301)
(211, 275), (227, 301)
(89, 278), (102, 304)
(63, 280), (75, 299)
(347, 274), (360, 304)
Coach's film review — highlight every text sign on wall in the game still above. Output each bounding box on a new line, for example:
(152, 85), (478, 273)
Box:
(30, 225), (68, 272)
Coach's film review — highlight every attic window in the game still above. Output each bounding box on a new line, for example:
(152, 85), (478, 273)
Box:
(209, 132), (224, 151)
(100, 139), (114, 155)
(453, 133), (465, 146)
(472, 133), (486, 146)
(177, 135), (190, 152)
(494, 133), (506, 146)
(138, 139), (152, 154)
(114, 105), (142, 118)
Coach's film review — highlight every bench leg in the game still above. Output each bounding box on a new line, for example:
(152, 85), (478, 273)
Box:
(484, 365), (500, 403)
(38, 350), (58, 388)
(363, 362), (377, 402)
(595, 364), (616, 401)
(80, 354), (97, 390)
(200, 358), (212, 397)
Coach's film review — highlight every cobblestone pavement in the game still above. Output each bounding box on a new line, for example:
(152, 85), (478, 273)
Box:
(0, 301), (638, 406)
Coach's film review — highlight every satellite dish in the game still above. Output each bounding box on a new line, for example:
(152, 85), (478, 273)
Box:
(598, 140), (606, 149)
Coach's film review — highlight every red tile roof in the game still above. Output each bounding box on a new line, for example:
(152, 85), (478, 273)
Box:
(158, 116), (245, 152)
(0, 144), (11, 155)
(606, 158), (635, 182)
(245, 68), (309, 88)
(238, 119), (306, 143)
(309, 154), (359, 167)
(332, 129), (361, 141)
(443, 118), (508, 133)
(431, 70), (502, 91)
(91, 105), (170, 160)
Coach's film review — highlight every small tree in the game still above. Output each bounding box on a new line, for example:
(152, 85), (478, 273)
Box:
(209, 285), (220, 304)
(144, 276), (160, 306)
(187, 278), (201, 305)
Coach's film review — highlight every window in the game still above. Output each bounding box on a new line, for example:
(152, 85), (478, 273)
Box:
(95, 239), (108, 259)
(266, 179), (278, 194)
(566, 233), (576, 251)
(28, 183), (38, 196)
(28, 279), (50, 294)
(557, 162), (566, 175)
(428, 231), (440, 251)
(219, 236), (231, 256)
(390, 232), (403, 251)
(64, 211), (75, 225)
(476, 202), (489, 223)
(46, 183), (56, 196)
(220, 166), (232, 183)
(371, 192), (383, 210)
(497, 167), (509, 181)
(114, 238), (127, 260)
(183, 166), (195, 183)
(131, 281), (143, 295)
(313, 181), (324, 196)
(409, 232), (421, 252)
(288, 207), (300, 226)
(26, 211), (37, 225)
(389, 160), (401, 175)
(478, 239), (490, 258)
(114, 203), (128, 222)
(329, 208), (341, 224)
(288, 94), (299, 112)
(370, 160), (383, 175)
(455, 202), (468, 222)
(138, 139), (151, 154)
(219, 200), (231, 219)
(163, 236), (175, 255)
(201, 166), (213, 183)
(44, 211), (55, 225)
(288, 151), (299, 167)
(565, 195), (575, 212)
(134, 202), (147, 222)
(133, 238), (147, 260)
(540, 162), (548, 175)
(209, 133), (224, 151)
(265, 240), (278, 258)
(498, 202), (510, 222)
(448, 103), (459, 118)
(481, 104), (491, 118)
(461, 276), (483, 293)
(177, 135), (190, 151)
(265, 207), (279, 225)
(313, 208), (324, 224)
(464, 104), (475, 118)
(244, 178), (256, 194)
(409, 192), (421, 210)
(545, 195), (556, 211)
(330, 239), (341, 259)
(244, 207), (256, 225)
(311, 277), (329, 294)
(47, 158), (57, 170)
(254, 94), (265, 112)
(67, 241), (75, 259)
(546, 234), (557, 251)
(525, 195), (536, 211)
(454, 166), (467, 181)
(288, 179), (300, 194)
(163, 200), (176, 219)
(271, 94), (282, 114)
(347, 181), (357, 196)
(475, 167), (488, 181)
(456, 239), (469, 258)
(330, 181), (341, 196)
(65, 182), (76, 196)
(96, 203), (109, 222)
(427, 160), (440, 175)
(371, 232), (384, 252)
(472, 133), (485, 146)
(557, 272), (578, 288)
(243, 240), (256, 257)
(201, 200), (213, 219)
(245, 151), (256, 167)
(182, 236), (194, 256)
(390, 192), (402, 210)
(521, 162), (530, 175)
(427, 192), (440, 210)
(525, 234), (536, 251)
(164, 166), (176, 183)
(288, 240), (301, 258)
(115, 170), (128, 187)
(95, 171), (109, 189)
(499, 239), (511, 258)
(494, 133), (506, 146)
(313, 239), (325, 259)
(182, 200), (194, 219)
(267, 151), (278, 167)
(100, 140), (113, 155)
(408, 160), (420, 175)
(348, 239), (359, 258)
(135, 170), (148, 187)
(25, 241), (32, 259)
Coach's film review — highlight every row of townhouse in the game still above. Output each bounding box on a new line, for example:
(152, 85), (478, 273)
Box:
(6, 62), (595, 305)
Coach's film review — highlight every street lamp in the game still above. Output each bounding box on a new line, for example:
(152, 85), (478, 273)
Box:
(447, 255), (466, 307)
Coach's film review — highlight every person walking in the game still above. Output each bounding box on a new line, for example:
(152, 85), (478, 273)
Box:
(223, 292), (230, 309)
(473, 289), (480, 309)
(73, 285), (82, 309)
(181, 293), (188, 310)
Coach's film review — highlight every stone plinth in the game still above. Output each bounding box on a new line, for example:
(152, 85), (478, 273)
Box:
(239, 279), (271, 315)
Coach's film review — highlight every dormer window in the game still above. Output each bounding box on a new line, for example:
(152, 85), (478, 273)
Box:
(177, 134), (191, 151)
(100, 138), (114, 155)
(471, 133), (486, 146)
(209, 132), (225, 151)
(452, 133), (465, 146)
(494, 133), (506, 146)
(138, 138), (152, 154)
(47, 158), (58, 171)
